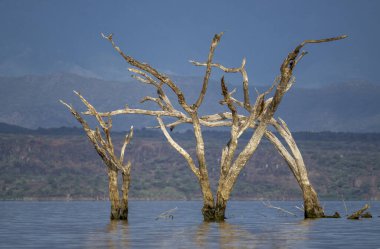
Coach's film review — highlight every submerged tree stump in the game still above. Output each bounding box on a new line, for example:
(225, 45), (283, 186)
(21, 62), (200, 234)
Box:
(347, 204), (370, 219)
(360, 212), (372, 218)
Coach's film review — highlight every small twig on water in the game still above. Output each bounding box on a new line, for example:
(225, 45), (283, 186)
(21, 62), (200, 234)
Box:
(155, 207), (178, 220)
(262, 201), (297, 217)
(295, 204), (304, 212)
(341, 195), (348, 216)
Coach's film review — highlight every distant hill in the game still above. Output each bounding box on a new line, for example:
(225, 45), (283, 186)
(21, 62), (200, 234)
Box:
(0, 122), (30, 134)
(1, 125), (379, 200)
(1, 73), (380, 132)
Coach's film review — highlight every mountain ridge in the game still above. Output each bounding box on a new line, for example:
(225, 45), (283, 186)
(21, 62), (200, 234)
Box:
(1, 73), (379, 132)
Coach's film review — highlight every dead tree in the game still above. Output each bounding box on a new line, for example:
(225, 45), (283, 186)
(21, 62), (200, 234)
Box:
(265, 118), (325, 218)
(90, 32), (346, 221)
(60, 92), (133, 220)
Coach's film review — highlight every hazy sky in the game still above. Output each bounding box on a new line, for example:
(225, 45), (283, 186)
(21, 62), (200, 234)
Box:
(1, 0), (379, 86)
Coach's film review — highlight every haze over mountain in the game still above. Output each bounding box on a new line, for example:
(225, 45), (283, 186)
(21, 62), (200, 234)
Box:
(0, 73), (379, 132)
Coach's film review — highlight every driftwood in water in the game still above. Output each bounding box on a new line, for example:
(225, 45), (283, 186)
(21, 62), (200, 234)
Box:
(262, 201), (297, 217)
(155, 207), (178, 220)
(324, 212), (341, 218)
(361, 212), (372, 218)
(347, 204), (370, 219)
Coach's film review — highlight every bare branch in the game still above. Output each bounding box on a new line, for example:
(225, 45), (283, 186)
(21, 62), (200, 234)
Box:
(101, 32), (192, 113)
(129, 68), (175, 111)
(221, 76), (238, 126)
(300, 35), (348, 48)
(284, 35), (348, 72)
(271, 118), (306, 178)
(262, 201), (297, 216)
(84, 107), (185, 119)
(219, 88), (245, 108)
(73, 91), (107, 129)
(140, 96), (165, 110)
(60, 100), (117, 171)
(294, 51), (308, 67)
(131, 74), (151, 84)
(129, 68), (159, 86)
(120, 126), (134, 163)
(156, 116), (200, 178)
(240, 57), (250, 109)
(193, 32), (224, 110)
(219, 77), (240, 176)
(191, 57), (251, 109)
(264, 130), (300, 182)
(190, 61), (240, 73)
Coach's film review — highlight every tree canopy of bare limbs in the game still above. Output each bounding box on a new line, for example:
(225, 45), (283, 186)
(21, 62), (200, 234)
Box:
(60, 93), (133, 220)
(81, 32), (346, 221)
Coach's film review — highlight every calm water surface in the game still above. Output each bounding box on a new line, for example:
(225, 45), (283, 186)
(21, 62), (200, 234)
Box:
(0, 201), (379, 248)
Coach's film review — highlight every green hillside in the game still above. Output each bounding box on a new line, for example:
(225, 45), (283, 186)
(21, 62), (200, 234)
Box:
(1, 126), (380, 200)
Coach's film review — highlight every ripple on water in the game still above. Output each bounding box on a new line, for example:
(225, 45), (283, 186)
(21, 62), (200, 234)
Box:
(0, 201), (379, 249)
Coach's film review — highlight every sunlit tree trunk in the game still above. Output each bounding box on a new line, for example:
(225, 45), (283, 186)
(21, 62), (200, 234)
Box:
(108, 168), (121, 219)
(302, 184), (324, 218)
(119, 163), (131, 220)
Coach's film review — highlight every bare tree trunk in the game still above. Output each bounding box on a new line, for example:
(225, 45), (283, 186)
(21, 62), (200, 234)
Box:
(119, 165), (131, 220)
(201, 200), (226, 222)
(200, 185), (227, 222)
(108, 168), (120, 220)
(214, 192), (227, 221)
(302, 184), (324, 218)
(200, 181), (217, 221)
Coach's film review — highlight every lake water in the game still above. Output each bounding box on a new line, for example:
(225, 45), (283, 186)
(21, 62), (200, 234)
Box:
(0, 201), (379, 248)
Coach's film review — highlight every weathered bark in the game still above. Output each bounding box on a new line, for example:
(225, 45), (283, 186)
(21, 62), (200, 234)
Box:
(119, 163), (131, 220)
(108, 168), (121, 219)
(98, 32), (346, 222)
(302, 184), (324, 218)
(202, 205), (226, 222)
(200, 188), (217, 221)
(201, 190), (228, 222)
(360, 212), (372, 218)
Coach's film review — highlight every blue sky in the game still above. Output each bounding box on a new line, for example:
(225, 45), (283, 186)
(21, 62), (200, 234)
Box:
(0, 0), (379, 86)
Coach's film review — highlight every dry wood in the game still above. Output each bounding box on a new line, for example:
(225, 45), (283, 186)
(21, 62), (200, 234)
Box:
(347, 204), (370, 219)
(60, 93), (133, 220)
(155, 207), (178, 220)
(92, 32), (347, 221)
(262, 201), (297, 217)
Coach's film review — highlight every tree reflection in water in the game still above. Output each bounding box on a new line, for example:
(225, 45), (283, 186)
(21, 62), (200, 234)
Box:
(194, 220), (311, 249)
(104, 220), (129, 249)
(84, 212), (314, 248)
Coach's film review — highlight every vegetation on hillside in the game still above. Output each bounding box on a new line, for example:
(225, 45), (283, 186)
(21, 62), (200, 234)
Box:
(1, 127), (379, 200)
